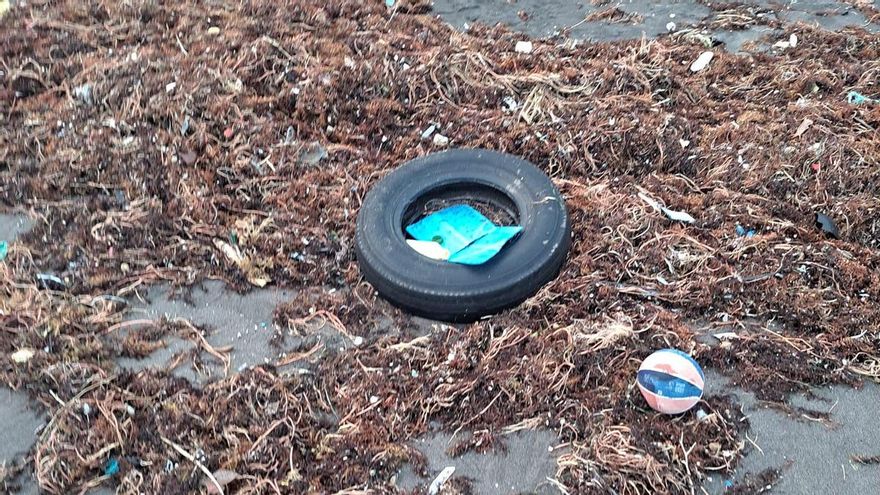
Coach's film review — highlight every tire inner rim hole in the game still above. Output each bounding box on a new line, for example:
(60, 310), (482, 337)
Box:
(401, 182), (520, 237)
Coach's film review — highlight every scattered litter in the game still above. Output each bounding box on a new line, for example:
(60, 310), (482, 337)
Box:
(104, 458), (120, 476)
(428, 466), (456, 495)
(205, 470), (239, 494)
(384, 0), (394, 7)
(502, 96), (519, 112)
(666, 21), (676, 32)
(406, 205), (522, 265)
(637, 349), (704, 415)
(406, 239), (450, 261)
(299, 141), (328, 166)
(165, 81), (177, 93)
(638, 193), (696, 224)
(735, 225), (756, 237)
(713, 332), (740, 340)
(689, 51), (714, 72)
(11, 348), (35, 363)
(0, 0), (9, 17)
(679, 139), (690, 148)
(773, 33), (798, 50)
(696, 409), (709, 421)
(815, 213), (840, 239)
(223, 127), (235, 139)
(420, 124), (436, 140)
(36, 273), (66, 291)
(0, 241), (7, 261)
(811, 162), (821, 172)
(794, 118), (813, 137)
(847, 91), (874, 105)
(432, 133), (449, 147)
(82, 403), (91, 416)
(73, 84), (93, 106)
(207, 26), (221, 36)
(724, 479), (734, 489)
(514, 41), (533, 54)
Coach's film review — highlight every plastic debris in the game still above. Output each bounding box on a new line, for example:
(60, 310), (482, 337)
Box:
(37, 273), (66, 290)
(815, 213), (839, 239)
(205, 470), (239, 494)
(638, 193), (696, 224)
(794, 118), (813, 137)
(207, 26), (221, 36)
(104, 458), (120, 476)
(432, 133), (449, 147)
(689, 51), (714, 72)
(11, 348), (35, 363)
(637, 349), (704, 415)
(514, 41), (533, 54)
(406, 205), (522, 265)
(428, 466), (456, 495)
(0, 240), (7, 261)
(73, 84), (94, 106)
(406, 239), (450, 261)
(666, 21), (676, 32)
(299, 141), (328, 166)
(847, 91), (874, 105)
(384, 0), (394, 7)
(420, 124), (436, 140)
(773, 33), (798, 50)
(735, 225), (756, 237)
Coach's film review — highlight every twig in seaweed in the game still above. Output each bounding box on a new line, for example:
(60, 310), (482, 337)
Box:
(161, 437), (224, 495)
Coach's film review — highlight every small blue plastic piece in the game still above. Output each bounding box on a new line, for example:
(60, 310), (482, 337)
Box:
(104, 458), (120, 476)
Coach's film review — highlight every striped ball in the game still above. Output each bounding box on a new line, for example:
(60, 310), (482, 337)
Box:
(637, 349), (704, 415)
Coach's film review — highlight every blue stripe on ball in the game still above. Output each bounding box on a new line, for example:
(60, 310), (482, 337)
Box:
(637, 370), (703, 398)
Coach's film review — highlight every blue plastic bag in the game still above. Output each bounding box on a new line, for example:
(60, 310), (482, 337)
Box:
(405, 205), (522, 265)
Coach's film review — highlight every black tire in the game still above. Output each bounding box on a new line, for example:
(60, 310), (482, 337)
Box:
(355, 148), (571, 322)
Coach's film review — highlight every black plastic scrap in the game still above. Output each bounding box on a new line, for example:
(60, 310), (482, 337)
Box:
(815, 213), (840, 239)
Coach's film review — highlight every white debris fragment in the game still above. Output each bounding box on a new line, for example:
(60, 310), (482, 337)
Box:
(502, 96), (519, 112)
(514, 41), (533, 54)
(794, 118), (813, 137)
(666, 22), (676, 32)
(432, 133), (450, 147)
(11, 348), (34, 363)
(428, 466), (456, 495)
(679, 139), (690, 148)
(689, 51), (714, 72)
(406, 240), (450, 260)
(789, 33), (798, 48)
(638, 192), (696, 224)
(420, 124), (436, 140)
(165, 81), (177, 93)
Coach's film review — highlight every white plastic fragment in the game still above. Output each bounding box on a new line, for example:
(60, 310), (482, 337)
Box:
(638, 192), (696, 224)
(514, 41), (533, 54)
(689, 51), (714, 72)
(406, 240), (450, 260)
(428, 466), (456, 495)
(679, 139), (690, 148)
(789, 33), (798, 48)
(666, 22), (676, 32)
(794, 118), (813, 137)
(11, 348), (34, 363)
(420, 124), (436, 140)
(432, 133), (450, 147)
